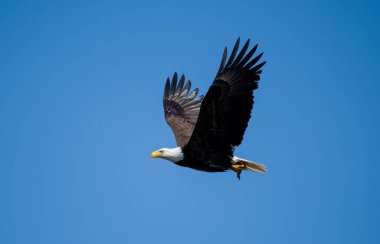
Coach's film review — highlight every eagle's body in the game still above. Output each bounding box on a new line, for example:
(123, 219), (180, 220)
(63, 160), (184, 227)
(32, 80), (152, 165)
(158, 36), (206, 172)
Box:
(151, 38), (267, 179)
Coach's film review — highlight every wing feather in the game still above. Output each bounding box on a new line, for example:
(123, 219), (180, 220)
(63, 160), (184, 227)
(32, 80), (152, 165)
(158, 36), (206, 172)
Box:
(180, 80), (191, 96)
(225, 37), (240, 67)
(185, 38), (265, 159)
(218, 48), (228, 72)
(163, 73), (203, 147)
(231, 39), (250, 66)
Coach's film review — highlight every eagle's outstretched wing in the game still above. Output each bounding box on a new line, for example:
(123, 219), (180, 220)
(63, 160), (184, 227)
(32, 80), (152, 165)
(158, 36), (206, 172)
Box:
(185, 38), (265, 156)
(163, 73), (203, 147)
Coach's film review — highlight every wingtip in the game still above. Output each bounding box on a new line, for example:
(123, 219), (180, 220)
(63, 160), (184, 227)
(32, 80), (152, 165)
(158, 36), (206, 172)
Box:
(252, 61), (266, 73)
(178, 74), (185, 87)
(245, 38), (250, 46)
(218, 47), (228, 72)
(225, 38), (241, 68)
(235, 37), (240, 47)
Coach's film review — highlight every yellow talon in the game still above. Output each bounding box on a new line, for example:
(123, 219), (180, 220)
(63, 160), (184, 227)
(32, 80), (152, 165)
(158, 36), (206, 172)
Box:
(230, 164), (245, 172)
(230, 164), (245, 180)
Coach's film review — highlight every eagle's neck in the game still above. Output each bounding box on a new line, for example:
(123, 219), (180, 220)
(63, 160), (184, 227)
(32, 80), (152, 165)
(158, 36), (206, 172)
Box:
(164, 147), (184, 163)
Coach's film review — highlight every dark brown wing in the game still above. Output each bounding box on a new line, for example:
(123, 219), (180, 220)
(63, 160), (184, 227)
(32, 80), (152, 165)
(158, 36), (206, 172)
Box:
(185, 38), (265, 157)
(163, 73), (203, 147)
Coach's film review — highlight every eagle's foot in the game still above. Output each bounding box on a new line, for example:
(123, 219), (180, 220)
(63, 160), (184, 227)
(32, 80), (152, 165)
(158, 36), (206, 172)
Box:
(230, 164), (245, 180)
(230, 164), (245, 172)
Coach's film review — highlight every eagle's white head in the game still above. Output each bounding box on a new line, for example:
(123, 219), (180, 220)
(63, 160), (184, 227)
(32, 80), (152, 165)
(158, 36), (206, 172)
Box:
(150, 147), (184, 163)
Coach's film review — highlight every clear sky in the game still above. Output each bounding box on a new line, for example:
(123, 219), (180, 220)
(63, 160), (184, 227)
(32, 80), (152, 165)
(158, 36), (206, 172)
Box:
(1, 0), (380, 243)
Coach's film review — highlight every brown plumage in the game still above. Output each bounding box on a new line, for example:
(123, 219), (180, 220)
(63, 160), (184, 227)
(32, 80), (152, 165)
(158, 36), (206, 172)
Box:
(163, 73), (203, 147)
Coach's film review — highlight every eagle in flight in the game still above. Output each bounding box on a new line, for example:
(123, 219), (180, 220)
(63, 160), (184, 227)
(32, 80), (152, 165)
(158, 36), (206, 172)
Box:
(151, 38), (266, 179)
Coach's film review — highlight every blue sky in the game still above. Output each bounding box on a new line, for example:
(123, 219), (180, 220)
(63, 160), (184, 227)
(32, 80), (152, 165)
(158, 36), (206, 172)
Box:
(1, 0), (380, 243)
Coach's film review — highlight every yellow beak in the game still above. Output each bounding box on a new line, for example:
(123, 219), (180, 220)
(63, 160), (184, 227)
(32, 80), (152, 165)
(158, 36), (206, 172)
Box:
(150, 151), (163, 158)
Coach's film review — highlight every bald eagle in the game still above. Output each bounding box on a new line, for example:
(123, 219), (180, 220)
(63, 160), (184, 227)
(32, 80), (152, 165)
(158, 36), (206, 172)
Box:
(151, 38), (266, 179)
